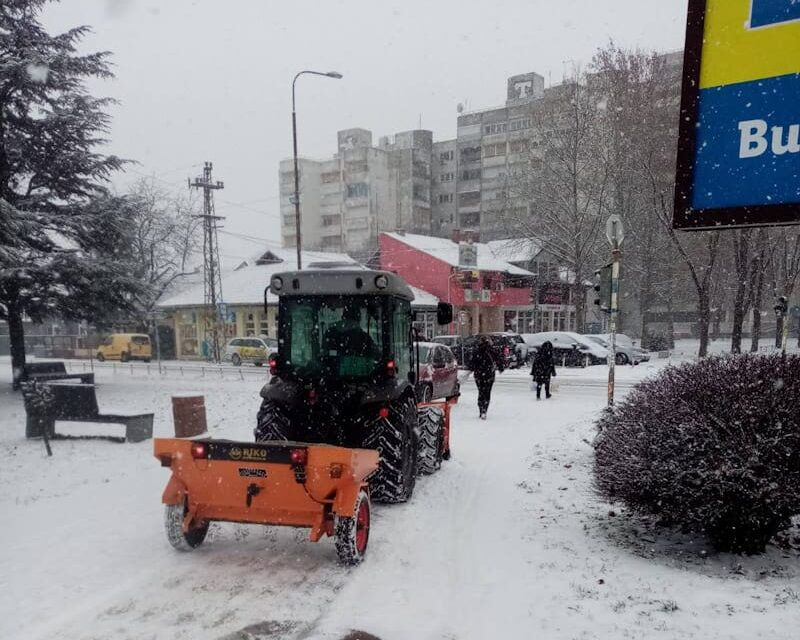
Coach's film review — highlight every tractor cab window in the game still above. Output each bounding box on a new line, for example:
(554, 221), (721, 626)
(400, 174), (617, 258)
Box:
(280, 296), (388, 379)
(392, 298), (411, 380)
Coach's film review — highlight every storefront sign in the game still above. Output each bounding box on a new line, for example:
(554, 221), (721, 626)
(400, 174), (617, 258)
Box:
(674, 0), (800, 229)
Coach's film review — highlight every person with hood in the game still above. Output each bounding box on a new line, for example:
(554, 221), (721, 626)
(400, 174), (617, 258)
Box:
(530, 340), (556, 400)
(470, 336), (502, 419)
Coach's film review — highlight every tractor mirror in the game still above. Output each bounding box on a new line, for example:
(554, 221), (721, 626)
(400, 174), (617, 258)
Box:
(436, 302), (453, 325)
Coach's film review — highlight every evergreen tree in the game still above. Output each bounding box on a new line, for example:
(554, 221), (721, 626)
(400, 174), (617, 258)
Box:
(0, 0), (141, 387)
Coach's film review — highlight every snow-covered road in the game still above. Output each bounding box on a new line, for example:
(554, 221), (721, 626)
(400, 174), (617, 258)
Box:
(1, 366), (798, 640)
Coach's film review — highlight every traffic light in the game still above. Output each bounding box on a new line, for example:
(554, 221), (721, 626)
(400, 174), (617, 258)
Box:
(594, 263), (613, 311)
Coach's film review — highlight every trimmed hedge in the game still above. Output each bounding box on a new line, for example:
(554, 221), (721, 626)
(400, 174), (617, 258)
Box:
(594, 353), (800, 553)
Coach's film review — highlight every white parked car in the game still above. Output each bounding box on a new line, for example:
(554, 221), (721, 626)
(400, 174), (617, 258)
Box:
(584, 334), (650, 365)
(224, 336), (278, 366)
(522, 331), (609, 366)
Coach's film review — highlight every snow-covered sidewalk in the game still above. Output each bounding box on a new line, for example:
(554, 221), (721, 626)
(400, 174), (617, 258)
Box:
(1, 368), (798, 639)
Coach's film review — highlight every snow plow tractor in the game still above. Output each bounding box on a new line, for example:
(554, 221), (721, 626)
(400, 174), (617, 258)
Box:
(256, 269), (455, 504)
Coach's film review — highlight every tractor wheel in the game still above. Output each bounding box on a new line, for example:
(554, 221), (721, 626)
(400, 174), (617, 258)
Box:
(417, 405), (444, 475)
(363, 397), (417, 503)
(164, 499), (208, 551)
(96, 352), (105, 362)
(254, 400), (292, 442)
(120, 351), (130, 363)
(232, 353), (242, 366)
(334, 489), (371, 565)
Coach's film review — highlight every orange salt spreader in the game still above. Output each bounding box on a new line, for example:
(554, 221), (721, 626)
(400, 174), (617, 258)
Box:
(154, 438), (378, 564)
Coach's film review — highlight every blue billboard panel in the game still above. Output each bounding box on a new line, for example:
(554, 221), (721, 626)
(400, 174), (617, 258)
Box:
(750, 0), (800, 28)
(692, 72), (800, 210)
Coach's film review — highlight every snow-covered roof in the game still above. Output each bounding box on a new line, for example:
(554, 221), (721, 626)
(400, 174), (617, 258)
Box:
(156, 246), (437, 308)
(157, 247), (361, 308)
(409, 285), (439, 308)
(382, 232), (534, 276)
(486, 238), (542, 265)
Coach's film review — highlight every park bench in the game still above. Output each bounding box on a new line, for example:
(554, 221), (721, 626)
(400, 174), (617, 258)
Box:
(23, 361), (94, 385)
(23, 382), (153, 443)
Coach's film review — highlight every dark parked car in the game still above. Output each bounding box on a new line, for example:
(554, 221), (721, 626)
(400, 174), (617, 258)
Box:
(489, 332), (529, 367)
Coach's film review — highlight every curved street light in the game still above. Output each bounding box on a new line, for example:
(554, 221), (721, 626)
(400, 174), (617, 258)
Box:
(292, 70), (343, 269)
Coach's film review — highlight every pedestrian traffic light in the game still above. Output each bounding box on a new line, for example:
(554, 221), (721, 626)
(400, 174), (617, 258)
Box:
(593, 263), (613, 311)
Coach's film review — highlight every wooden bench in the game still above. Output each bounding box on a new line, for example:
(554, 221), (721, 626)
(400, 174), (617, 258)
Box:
(23, 361), (94, 385)
(23, 382), (153, 443)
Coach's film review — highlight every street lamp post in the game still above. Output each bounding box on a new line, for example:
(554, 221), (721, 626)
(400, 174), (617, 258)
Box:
(292, 70), (343, 270)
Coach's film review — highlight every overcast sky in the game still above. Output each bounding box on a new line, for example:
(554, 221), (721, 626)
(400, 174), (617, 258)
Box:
(40, 0), (689, 263)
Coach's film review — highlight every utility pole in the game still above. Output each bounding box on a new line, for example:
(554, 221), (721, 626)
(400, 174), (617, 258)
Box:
(189, 162), (225, 363)
(604, 214), (625, 407)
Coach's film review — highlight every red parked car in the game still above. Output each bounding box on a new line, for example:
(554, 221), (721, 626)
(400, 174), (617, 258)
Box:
(415, 342), (460, 403)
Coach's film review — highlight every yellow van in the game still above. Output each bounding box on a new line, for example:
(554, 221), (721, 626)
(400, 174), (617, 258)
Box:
(96, 333), (152, 363)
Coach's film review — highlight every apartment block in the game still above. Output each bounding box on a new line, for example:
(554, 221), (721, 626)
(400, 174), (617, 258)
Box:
(280, 128), (440, 259)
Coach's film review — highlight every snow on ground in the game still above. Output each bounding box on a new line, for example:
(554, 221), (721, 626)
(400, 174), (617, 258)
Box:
(1, 360), (798, 639)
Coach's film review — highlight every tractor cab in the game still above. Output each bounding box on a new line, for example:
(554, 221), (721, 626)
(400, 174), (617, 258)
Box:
(256, 268), (453, 504)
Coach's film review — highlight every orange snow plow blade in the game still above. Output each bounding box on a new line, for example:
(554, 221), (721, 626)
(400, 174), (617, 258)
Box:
(154, 438), (378, 550)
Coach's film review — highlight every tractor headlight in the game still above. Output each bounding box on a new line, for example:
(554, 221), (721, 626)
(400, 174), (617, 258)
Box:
(271, 276), (283, 291)
(374, 275), (388, 290)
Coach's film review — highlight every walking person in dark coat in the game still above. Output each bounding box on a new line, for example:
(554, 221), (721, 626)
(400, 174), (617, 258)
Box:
(530, 341), (556, 400)
(470, 336), (502, 419)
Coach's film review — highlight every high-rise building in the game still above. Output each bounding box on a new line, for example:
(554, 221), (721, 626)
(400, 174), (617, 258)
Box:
(454, 72), (546, 241)
(280, 128), (442, 259)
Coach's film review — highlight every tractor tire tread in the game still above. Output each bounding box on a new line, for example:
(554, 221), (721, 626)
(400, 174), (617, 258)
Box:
(417, 405), (444, 475)
(363, 397), (417, 503)
(254, 400), (292, 442)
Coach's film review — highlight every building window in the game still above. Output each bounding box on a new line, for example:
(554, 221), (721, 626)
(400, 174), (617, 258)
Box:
(509, 118), (532, 131)
(439, 150), (454, 163)
(321, 171), (340, 183)
(439, 172), (454, 183)
(460, 212), (480, 227)
(483, 143), (506, 158)
(438, 193), (454, 204)
(259, 317), (270, 337)
(459, 146), (481, 163)
(461, 168), (481, 181)
(346, 161), (368, 174)
(458, 191), (481, 207)
(346, 183), (368, 198)
(412, 184), (428, 201)
(483, 123), (507, 135)
(245, 313), (256, 336)
(509, 139), (528, 154)
(322, 214), (341, 226)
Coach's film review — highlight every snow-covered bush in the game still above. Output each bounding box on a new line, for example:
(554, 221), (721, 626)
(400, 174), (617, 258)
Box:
(594, 353), (800, 553)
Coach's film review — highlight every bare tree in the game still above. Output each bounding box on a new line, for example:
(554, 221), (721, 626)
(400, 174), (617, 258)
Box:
(501, 73), (610, 332)
(770, 230), (800, 347)
(591, 44), (682, 345)
(121, 177), (202, 326)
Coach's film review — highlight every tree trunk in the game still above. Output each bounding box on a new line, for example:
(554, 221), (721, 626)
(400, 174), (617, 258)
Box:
(8, 299), (27, 390)
(730, 229), (751, 354)
(775, 314), (784, 348)
(750, 253), (766, 352)
(750, 306), (763, 353)
(698, 288), (711, 357)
